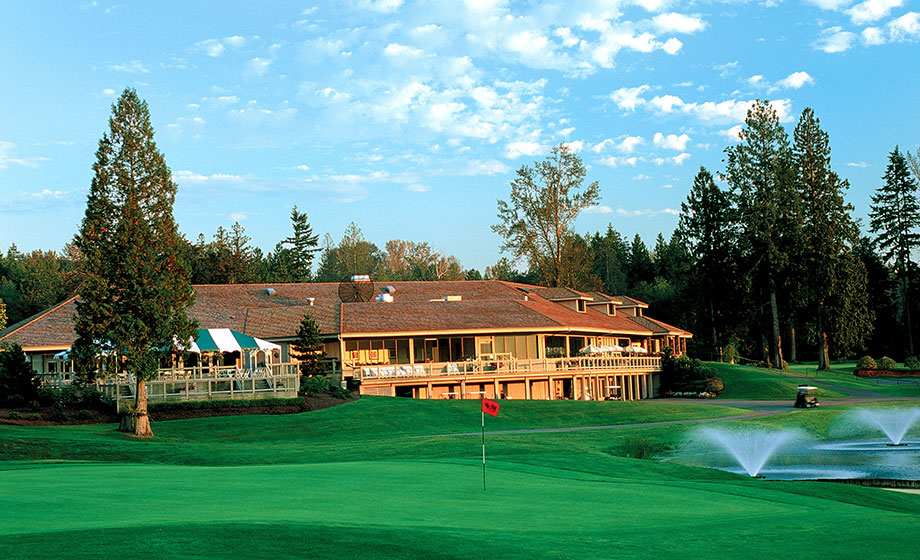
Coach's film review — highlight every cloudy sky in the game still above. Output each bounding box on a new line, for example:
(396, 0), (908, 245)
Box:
(1, 0), (918, 272)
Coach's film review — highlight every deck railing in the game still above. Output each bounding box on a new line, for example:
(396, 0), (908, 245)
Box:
(350, 354), (661, 381)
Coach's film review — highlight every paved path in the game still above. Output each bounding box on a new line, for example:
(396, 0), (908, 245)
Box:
(416, 372), (920, 439)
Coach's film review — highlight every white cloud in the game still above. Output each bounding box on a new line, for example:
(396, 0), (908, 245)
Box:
(610, 85), (650, 111)
(563, 140), (584, 152)
(108, 60), (149, 73)
(406, 183), (429, 192)
(653, 13), (707, 34)
(246, 57), (272, 76)
(0, 141), (41, 169)
(174, 170), (244, 183)
(888, 12), (920, 40)
(599, 156), (638, 167)
(661, 37), (683, 54)
(719, 125), (744, 142)
(747, 75), (765, 86)
(813, 27), (858, 52)
(384, 43), (424, 57)
(505, 141), (544, 159)
(847, 161), (870, 168)
(648, 94), (684, 113)
(295, 164), (310, 171)
(672, 152), (691, 165)
(584, 205), (613, 214)
(592, 139), (614, 153)
(23, 188), (69, 200)
(653, 132), (690, 151)
(360, 0), (403, 13)
(806, 0), (854, 9)
(463, 159), (511, 175)
(846, 0), (904, 25)
(101, 88), (116, 96)
(616, 136), (645, 153)
(862, 26), (887, 44)
(195, 36), (246, 57)
(227, 212), (247, 221)
(777, 71), (815, 89)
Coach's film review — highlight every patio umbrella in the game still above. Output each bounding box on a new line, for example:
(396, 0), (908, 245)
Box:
(579, 345), (604, 354)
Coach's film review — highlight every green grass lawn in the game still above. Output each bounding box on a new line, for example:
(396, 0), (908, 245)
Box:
(1, 397), (918, 559)
(787, 362), (920, 397)
(708, 362), (848, 400)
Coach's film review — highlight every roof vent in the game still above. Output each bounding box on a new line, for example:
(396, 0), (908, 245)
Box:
(266, 288), (277, 297)
(350, 274), (371, 282)
(384, 285), (396, 294)
(375, 293), (394, 303)
(307, 297), (315, 306)
(524, 295), (529, 301)
(443, 295), (462, 302)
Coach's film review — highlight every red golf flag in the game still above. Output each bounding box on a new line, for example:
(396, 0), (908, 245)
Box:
(482, 398), (500, 417)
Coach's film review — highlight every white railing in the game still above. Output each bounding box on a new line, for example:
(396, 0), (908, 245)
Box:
(351, 355), (661, 381)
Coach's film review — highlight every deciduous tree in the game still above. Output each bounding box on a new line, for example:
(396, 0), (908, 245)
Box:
(492, 143), (600, 287)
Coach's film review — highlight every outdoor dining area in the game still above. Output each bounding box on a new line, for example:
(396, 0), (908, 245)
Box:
(47, 329), (301, 411)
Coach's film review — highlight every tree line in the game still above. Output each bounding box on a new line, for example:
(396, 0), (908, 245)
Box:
(2, 96), (919, 369)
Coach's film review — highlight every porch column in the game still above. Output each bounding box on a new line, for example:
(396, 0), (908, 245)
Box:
(493, 378), (499, 399)
(427, 381), (432, 399)
(460, 380), (466, 399)
(525, 377), (532, 400)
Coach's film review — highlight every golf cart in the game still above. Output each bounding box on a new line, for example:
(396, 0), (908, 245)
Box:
(794, 385), (820, 408)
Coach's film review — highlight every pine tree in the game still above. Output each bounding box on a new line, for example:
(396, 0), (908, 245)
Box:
(723, 100), (796, 368)
(291, 314), (326, 378)
(869, 146), (920, 354)
(792, 108), (871, 367)
(0, 297), (6, 331)
(677, 167), (736, 352)
(73, 89), (197, 437)
(626, 234), (654, 288)
(281, 205), (320, 282)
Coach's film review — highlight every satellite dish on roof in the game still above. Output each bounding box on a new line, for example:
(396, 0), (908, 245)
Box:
(338, 274), (375, 303)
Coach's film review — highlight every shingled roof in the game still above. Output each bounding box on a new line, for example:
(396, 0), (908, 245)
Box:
(0, 280), (671, 350)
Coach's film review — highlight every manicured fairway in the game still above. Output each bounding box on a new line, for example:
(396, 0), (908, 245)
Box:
(1, 397), (918, 559)
(709, 362), (848, 399)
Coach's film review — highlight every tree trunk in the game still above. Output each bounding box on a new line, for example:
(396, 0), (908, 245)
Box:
(769, 288), (783, 369)
(817, 301), (830, 370)
(903, 275), (914, 355)
(789, 324), (797, 363)
(118, 378), (153, 437)
(709, 298), (718, 351)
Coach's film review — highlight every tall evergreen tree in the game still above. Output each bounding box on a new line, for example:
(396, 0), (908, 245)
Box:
(314, 234), (341, 282)
(281, 205), (320, 282)
(677, 167), (736, 352)
(626, 234), (654, 288)
(723, 100), (796, 368)
(792, 108), (871, 367)
(589, 225), (629, 295)
(0, 298), (7, 331)
(869, 146), (920, 354)
(73, 89), (197, 437)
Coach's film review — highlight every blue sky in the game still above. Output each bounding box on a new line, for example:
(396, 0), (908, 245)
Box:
(1, 0), (918, 273)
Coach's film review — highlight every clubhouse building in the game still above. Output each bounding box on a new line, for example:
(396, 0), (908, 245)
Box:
(0, 280), (690, 403)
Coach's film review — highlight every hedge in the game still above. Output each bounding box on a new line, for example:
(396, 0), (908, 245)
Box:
(146, 397), (304, 412)
(853, 369), (920, 378)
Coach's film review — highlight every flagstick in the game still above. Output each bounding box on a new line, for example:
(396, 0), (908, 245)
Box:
(481, 405), (486, 491)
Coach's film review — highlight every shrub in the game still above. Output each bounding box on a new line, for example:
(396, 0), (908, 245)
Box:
(301, 375), (330, 397)
(856, 355), (877, 370)
(35, 388), (58, 407)
(27, 413), (42, 421)
(8, 411), (22, 420)
(74, 409), (94, 420)
(877, 356), (897, 370)
(905, 356), (920, 369)
(0, 342), (40, 406)
(615, 436), (666, 459)
(330, 386), (351, 399)
(147, 397), (303, 412)
(704, 376), (725, 393)
(660, 354), (715, 393)
(48, 406), (69, 423)
(58, 384), (103, 408)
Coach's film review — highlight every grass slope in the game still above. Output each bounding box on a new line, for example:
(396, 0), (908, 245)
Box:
(709, 362), (848, 399)
(1, 397), (918, 559)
